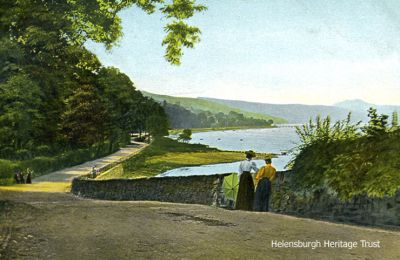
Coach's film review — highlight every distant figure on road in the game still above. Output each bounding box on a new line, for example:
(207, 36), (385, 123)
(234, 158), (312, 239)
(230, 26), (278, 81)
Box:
(235, 150), (258, 211)
(253, 158), (276, 212)
(18, 170), (25, 184)
(91, 165), (98, 178)
(14, 170), (21, 184)
(25, 168), (33, 184)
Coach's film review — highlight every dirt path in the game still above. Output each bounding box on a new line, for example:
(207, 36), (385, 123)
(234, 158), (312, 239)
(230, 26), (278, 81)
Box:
(33, 142), (148, 183)
(0, 190), (399, 260)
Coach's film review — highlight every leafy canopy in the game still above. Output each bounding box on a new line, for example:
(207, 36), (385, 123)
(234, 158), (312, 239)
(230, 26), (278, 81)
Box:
(2, 0), (206, 65)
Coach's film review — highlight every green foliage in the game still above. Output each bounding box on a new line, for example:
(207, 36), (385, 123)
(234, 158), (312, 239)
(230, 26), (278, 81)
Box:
(292, 109), (400, 200)
(178, 129), (192, 142)
(0, 0), (199, 186)
(391, 111), (398, 130)
(35, 145), (52, 156)
(0, 0), (201, 162)
(164, 102), (273, 129)
(19, 157), (57, 177)
(0, 159), (17, 185)
(295, 113), (360, 147)
(2, 0), (206, 64)
(145, 103), (170, 137)
(162, 21), (201, 65)
(61, 84), (108, 148)
(0, 73), (41, 150)
(324, 132), (400, 199)
(362, 107), (389, 136)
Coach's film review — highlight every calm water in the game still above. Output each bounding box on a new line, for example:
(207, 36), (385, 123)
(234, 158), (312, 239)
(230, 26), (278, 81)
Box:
(158, 127), (299, 177)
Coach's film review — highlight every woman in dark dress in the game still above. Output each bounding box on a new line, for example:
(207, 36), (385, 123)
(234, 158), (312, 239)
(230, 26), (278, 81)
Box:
(235, 150), (258, 211)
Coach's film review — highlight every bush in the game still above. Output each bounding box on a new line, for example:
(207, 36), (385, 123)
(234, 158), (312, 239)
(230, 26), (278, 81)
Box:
(292, 113), (400, 200)
(15, 149), (32, 160)
(35, 145), (52, 156)
(0, 159), (17, 185)
(0, 147), (15, 160)
(19, 157), (56, 177)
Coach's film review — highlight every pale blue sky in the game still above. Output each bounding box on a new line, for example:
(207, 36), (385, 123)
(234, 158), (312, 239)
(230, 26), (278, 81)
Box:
(87, 0), (400, 105)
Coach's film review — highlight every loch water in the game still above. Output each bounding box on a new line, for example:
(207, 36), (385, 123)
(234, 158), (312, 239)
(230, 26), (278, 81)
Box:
(158, 126), (299, 177)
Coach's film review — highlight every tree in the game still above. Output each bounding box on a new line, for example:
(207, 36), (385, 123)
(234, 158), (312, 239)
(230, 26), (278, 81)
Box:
(391, 111), (398, 130)
(362, 107), (388, 137)
(0, 0), (201, 157)
(1, 0), (206, 66)
(146, 114), (169, 137)
(60, 85), (108, 148)
(145, 100), (169, 137)
(178, 129), (192, 143)
(0, 73), (41, 150)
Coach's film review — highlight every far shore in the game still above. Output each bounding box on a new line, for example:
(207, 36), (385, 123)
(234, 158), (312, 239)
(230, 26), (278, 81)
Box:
(169, 125), (276, 135)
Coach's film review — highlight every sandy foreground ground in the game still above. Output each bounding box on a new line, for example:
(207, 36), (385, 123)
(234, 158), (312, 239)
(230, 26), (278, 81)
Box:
(1, 190), (399, 260)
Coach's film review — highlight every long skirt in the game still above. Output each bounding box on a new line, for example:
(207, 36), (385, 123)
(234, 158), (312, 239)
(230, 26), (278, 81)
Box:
(253, 178), (271, 212)
(235, 171), (255, 211)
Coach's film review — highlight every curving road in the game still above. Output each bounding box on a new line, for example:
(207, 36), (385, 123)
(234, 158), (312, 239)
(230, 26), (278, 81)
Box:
(33, 142), (148, 183)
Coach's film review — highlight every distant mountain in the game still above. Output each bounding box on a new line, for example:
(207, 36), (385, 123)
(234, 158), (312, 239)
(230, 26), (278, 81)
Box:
(142, 92), (398, 124)
(334, 99), (400, 116)
(141, 91), (286, 123)
(200, 97), (368, 124)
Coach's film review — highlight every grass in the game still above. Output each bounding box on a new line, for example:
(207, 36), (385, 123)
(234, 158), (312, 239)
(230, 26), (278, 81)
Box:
(98, 137), (269, 179)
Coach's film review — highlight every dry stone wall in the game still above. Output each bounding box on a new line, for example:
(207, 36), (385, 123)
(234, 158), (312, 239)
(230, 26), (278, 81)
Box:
(270, 171), (400, 227)
(71, 174), (229, 206)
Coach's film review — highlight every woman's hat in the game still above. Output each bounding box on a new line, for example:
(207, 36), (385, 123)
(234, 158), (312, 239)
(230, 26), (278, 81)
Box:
(245, 150), (256, 157)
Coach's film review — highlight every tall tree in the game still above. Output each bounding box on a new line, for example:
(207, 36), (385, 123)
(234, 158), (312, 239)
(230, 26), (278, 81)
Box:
(0, 73), (41, 150)
(60, 84), (108, 148)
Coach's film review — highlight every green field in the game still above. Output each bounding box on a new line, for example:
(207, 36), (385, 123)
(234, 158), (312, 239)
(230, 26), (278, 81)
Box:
(98, 137), (272, 179)
(142, 91), (287, 123)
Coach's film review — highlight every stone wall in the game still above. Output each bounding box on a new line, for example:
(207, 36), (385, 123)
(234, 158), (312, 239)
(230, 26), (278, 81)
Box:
(71, 174), (229, 206)
(270, 171), (400, 227)
(71, 170), (399, 227)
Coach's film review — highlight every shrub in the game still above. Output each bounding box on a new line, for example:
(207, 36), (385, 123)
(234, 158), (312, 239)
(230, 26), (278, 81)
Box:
(36, 145), (52, 156)
(0, 159), (17, 185)
(19, 157), (56, 177)
(292, 112), (400, 200)
(0, 147), (15, 160)
(15, 149), (32, 160)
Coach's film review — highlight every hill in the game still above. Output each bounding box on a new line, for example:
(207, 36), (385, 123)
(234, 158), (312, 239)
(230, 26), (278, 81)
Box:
(141, 91), (286, 123)
(201, 98), (367, 123)
(334, 99), (400, 116)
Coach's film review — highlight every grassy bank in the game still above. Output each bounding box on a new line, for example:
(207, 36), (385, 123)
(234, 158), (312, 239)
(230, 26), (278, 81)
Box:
(169, 125), (276, 135)
(98, 137), (266, 179)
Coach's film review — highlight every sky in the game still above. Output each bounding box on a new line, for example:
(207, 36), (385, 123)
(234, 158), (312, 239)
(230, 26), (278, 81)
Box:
(86, 0), (400, 105)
